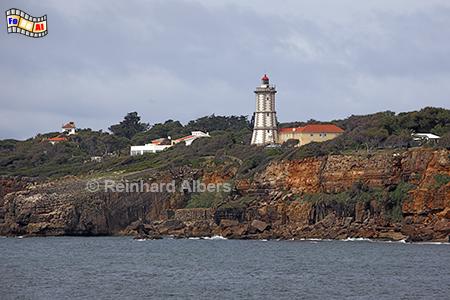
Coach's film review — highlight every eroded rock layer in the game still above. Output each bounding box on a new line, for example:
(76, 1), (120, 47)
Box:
(0, 148), (448, 242)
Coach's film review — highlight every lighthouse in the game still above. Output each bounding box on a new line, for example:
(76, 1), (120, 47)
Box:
(251, 74), (278, 145)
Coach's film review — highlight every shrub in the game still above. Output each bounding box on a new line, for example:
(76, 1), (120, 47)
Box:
(185, 191), (228, 208)
(385, 182), (416, 222)
(433, 174), (450, 189)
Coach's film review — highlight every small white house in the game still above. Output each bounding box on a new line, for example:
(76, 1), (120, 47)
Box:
(412, 133), (440, 141)
(130, 131), (210, 156)
(130, 144), (172, 156)
(172, 131), (210, 146)
(62, 122), (76, 135)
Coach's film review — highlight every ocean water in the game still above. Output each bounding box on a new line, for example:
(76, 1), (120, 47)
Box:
(1, 237), (449, 299)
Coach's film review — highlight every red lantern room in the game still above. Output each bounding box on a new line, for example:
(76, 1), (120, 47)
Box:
(261, 74), (269, 85)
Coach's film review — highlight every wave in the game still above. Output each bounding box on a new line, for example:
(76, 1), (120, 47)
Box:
(342, 237), (374, 242)
(133, 235), (448, 244)
(376, 239), (407, 244)
(202, 235), (227, 240)
(293, 237), (403, 243)
(296, 238), (333, 242)
(416, 241), (450, 245)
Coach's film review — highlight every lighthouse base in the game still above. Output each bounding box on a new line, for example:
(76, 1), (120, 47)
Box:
(251, 129), (278, 145)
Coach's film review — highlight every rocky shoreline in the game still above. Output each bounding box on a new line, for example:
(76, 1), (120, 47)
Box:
(1, 148), (449, 243)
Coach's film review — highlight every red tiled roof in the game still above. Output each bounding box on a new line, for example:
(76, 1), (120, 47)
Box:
(279, 127), (302, 133)
(300, 124), (344, 133)
(48, 137), (68, 142)
(279, 124), (344, 134)
(151, 138), (166, 145)
(62, 122), (75, 129)
(174, 135), (194, 143)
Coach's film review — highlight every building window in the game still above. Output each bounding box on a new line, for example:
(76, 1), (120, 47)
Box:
(310, 134), (314, 137)
(267, 113), (270, 117)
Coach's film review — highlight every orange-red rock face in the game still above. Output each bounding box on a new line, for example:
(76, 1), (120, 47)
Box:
(0, 148), (448, 241)
(400, 150), (450, 241)
(255, 156), (324, 193)
(403, 150), (449, 215)
(250, 149), (449, 241)
(256, 150), (419, 193)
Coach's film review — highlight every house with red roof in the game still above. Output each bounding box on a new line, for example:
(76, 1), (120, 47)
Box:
(278, 124), (344, 146)
(172, 131), (210, 146)
(62, 121), (76, 135)
(47, 136), (68, 145)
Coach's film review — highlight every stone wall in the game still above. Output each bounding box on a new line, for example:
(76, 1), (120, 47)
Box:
(172, 208), (214, 222)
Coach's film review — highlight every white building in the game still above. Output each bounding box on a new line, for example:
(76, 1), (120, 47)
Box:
(251, 74), (278, 145)
(130, 143), (172, 156)
(62, 122), (76, 135)
(130, 131), (210, 156)
(412, 133), (440, 141)
(173, 131), (210, 146)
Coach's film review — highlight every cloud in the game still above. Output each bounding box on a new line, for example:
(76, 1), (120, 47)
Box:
(0, 0), (449, 139)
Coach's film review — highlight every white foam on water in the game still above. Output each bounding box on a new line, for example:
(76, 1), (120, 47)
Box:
(377, 239), (407, 244)
(297, 238), (333, 242)
(203, 235), (227, 240)
(342, 237), (373, 242)
(416, 241), (450, 245)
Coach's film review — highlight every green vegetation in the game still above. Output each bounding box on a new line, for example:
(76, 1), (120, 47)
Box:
(0, 107), (449, 179)
(131, 119), (184, 145)
(185, 186), (232, 208)
(385, 182), (416, 222)
(299, 181), (415, 222)
(185, 191), (224, 208)
(288, 107), (450, 159)
(109, 112), (149, 139)
(432, 174), (450, 189)
(0, 129), (130, 177)
(0, 114), (253, 178)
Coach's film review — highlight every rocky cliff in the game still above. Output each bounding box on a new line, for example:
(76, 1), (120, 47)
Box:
(0, 148), (449, 242)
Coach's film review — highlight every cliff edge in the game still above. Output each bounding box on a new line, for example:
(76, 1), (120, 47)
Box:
(1, 148), (448, 242)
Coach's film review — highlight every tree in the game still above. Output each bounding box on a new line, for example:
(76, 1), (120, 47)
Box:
(438, 132), (450, 149)
(185, 115), (250, 132)
(109, 112), (149, 140)
(131, 119), (185, 145)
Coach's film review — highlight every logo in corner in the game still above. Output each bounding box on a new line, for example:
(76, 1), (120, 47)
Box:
(5, 8), (47, 38)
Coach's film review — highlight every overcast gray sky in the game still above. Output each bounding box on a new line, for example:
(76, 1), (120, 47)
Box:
(1, 0), (449, 139)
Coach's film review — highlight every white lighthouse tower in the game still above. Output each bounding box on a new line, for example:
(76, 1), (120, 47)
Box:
(251, 74), (278, 145)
